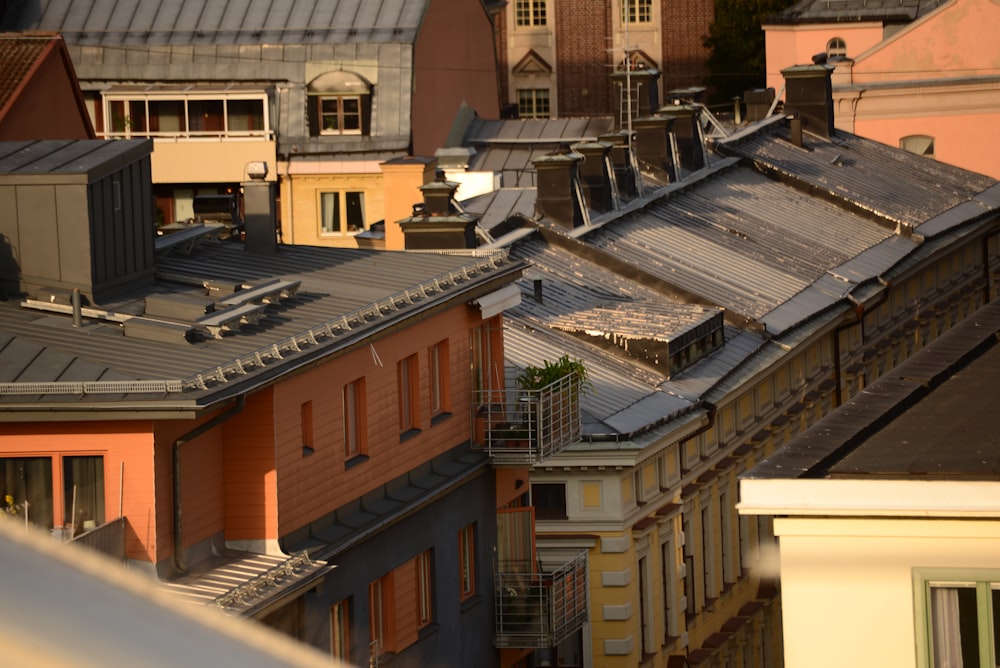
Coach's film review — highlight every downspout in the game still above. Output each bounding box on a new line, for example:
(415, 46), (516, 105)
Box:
(172, 395), (246, 573)
(835, 278), (892, 406)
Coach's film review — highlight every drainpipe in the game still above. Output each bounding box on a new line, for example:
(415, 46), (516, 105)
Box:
(172, 395), (246, 573)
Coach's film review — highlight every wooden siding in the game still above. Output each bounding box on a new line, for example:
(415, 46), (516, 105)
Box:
(273, 303), (484, 537)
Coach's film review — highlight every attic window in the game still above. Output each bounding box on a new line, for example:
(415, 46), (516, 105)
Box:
(826, 37), (847, 58)
(307, 71), (372, 137)
(900, 135), (935, 158)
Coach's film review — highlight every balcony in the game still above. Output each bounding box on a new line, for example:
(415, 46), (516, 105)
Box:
(494, 550), (589, 649)
(472, 372), (582, 466)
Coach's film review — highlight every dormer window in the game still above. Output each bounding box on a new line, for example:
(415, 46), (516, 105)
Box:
(307, 71), (372, 137)
(827, 37), (847, 58)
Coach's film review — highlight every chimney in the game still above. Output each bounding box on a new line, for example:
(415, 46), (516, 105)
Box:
(397, 202), (479, 250)
(598, 131), (638, 199)
(572, 141), (615, 213)
(381, 156), (438, 251)
(419, 169), (459, 215)
(0, 139), (155, 304)
(633, 115), (679, 184)
(663, 104), (707, 174)
(781, 64), (835, 140)
(533, 145), (587, 228)
(743, 88), (775, 123)
(242, 163), (278, 254)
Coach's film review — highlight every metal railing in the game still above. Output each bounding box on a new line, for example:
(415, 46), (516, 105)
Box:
(472, 373), (582, 465)
(69, 517), (127, 561)
(494, 551), (589, 648)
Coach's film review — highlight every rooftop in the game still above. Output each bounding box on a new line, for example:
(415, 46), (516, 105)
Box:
(739, 298), (1000, 517)
(0, 0), (431, 45)
(766, 0), (946, 24)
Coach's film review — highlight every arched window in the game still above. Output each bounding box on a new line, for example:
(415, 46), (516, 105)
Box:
(307, 71), (372, 136)
(900, 135), (935, 158)
(827, 37), (847, 58)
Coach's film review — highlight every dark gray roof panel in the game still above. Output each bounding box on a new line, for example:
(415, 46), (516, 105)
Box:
(767, 0), (941, 24)
(917, 200), (996, 238)
(1, 0), (429, 45)
(0, 243), (520, 408)
(746, 298), (1000, 480)
(0, 140), (152, 179)
(721, 127), (997, 229)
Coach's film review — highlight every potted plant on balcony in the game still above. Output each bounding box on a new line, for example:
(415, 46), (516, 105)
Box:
(515, 354), (590, 393)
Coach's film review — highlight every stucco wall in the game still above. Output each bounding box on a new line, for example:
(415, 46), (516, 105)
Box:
(775, 517), (1000, 668)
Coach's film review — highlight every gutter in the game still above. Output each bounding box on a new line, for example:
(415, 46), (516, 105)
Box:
(173, 395), (246, 573)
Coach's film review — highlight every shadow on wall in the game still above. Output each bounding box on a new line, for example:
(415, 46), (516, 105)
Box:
(0, 234), (21, 299)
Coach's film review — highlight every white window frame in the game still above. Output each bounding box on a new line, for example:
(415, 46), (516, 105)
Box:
(514, 0), (547, 27)
(101, 92), (270, 139)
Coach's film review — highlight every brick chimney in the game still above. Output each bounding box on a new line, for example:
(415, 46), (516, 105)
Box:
(572, 141), (616, 213)
(781, 64), (835, 141)
(533, 145), (587, 229)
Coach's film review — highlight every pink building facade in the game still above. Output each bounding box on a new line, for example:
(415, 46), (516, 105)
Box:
(765, 0), (1000, 178)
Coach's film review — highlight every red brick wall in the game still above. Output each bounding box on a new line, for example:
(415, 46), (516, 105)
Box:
(555, 1), (614, 116)
(661, 0), (715, 91)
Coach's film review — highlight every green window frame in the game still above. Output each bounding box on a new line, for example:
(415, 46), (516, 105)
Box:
(915, 568), (1000, 668)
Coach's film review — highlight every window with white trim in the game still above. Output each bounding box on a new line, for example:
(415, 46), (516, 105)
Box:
(102, 93), (268, 139)
(320, 191), (366, 235)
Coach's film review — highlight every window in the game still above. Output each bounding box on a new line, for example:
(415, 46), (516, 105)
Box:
(532, 482), (567, 520)
(331, 599), (350, 661)
(2, 455), (104, 534)
(827, 37), (847, 58)
(471, 319), (502, 395)
(901, 135), (936, 158)
(103, 94), (268, 138)
(515, 0), (547, 26)
(417, 551), (433, 627)
(459, 524), (476, 599)
(398, 354), (420, 435)
(517, 89), (550, 119)
(917, 572), (1000, 667)
(320, 191), (366, 235)
(429, 340), (449, 418)
(307, 70), (372, 137)
(633, 468), (646, 505)
(319, 96), (362, 135)
(343, 378), (366, 460)
(369, 573), (394, 659)
(622, 0), (652, 23)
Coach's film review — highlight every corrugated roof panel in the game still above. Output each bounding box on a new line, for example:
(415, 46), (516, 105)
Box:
(723, 128), (996, 228)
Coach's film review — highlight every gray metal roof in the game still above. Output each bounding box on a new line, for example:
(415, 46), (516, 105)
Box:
(477, 114), (999, 448)
(0, 0), (430, 44)
(460, 117), (617, 188)
(0, 139), (151, 179)
(766, 0), (944, 24)
(745, 297), (1000, 481)
(578, 165), (893, 322)
(719, 126), (996, 231)
(0, 242), (521, 411)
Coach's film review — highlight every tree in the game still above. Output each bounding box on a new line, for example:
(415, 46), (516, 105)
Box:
(703, 0), (797, 104)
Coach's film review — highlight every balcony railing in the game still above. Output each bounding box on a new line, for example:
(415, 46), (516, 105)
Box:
(472, 373), (582, 465)
(494, 551), (589, 648)
(69, 517), (127, 562)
